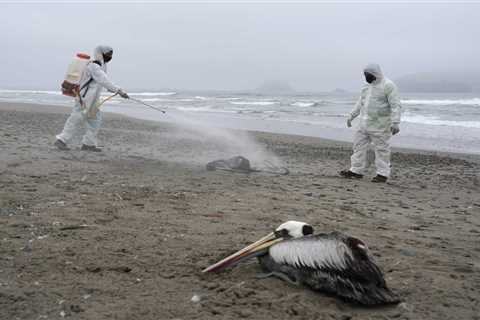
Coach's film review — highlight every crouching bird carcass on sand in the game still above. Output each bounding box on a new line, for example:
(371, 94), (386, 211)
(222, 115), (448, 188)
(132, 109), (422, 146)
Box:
(202, 221), (400, 306)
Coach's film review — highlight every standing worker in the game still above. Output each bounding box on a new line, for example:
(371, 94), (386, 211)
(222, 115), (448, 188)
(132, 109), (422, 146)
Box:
(55, 45), (129, 152)
(340, 63), (402, 183)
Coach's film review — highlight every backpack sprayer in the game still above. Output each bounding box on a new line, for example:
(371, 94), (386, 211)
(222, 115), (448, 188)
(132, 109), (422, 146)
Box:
(62, 52), (166, 115)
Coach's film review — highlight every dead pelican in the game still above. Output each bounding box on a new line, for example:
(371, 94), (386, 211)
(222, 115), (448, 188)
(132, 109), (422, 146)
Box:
(203, 221), (399, 305)
(206, 156), (289, 175)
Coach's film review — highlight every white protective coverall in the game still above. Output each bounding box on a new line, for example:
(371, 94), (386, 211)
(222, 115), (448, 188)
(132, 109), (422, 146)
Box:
(348, 64), (402, 177)
(56, 45), (121, 147)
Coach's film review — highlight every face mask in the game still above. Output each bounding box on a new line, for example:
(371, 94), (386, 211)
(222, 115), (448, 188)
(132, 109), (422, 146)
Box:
(103, 52), (113, 63)
(364, 72), (376, 84)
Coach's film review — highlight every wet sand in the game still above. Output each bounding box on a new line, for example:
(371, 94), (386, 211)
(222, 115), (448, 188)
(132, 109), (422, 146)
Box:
(1, 102), (479, 320)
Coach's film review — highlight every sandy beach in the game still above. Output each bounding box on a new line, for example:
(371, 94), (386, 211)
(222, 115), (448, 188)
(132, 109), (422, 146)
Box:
(1, 102), (479, 320)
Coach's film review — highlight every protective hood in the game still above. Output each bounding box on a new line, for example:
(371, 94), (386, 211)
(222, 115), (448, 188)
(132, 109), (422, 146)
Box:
(92, 45), (113, 65)
(363, 63), (384, 81)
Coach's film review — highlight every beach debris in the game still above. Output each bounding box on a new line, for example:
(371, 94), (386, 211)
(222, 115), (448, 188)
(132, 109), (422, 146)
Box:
(206, 156), (289, 175)
(236, 309), (253, 318)
(86, 266), (102, 273)
(398, 302), (414, 312)
(85, 265), (132, 273)
(70, 305), (84, 313)
(191, 294), (201, 303)
(206, 156), (252, 173)
(22, 240), (34, 252)
(59, 224), (92, 231)
(109, 266), (132, 273)
(398, 248), (416, 257)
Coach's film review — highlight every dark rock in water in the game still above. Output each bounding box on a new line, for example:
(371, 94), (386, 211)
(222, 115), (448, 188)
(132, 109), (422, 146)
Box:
(206, 156), (253, 173)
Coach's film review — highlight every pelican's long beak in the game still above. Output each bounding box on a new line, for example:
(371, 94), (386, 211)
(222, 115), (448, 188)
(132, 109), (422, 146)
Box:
(202, 232), (283, 273)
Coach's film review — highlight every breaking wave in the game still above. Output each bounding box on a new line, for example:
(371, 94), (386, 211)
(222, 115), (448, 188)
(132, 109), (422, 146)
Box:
(230, 101), (277, 106)
(131, 92), (177, 96)
(291, 101), (318, 107)
(403, 114), (480, 128)
(402, 98), (480, 106)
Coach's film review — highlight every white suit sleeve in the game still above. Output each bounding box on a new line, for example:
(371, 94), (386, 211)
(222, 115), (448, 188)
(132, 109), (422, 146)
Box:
(385, 82), (402, 124)
(89, 63), (121, 93)
(349, 97), (362, 121)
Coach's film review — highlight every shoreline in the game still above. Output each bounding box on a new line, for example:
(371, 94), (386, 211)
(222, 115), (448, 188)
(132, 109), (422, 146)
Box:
(2, 101), (480, 163)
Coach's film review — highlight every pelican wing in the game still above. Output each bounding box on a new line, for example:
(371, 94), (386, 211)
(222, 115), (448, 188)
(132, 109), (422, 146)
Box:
(265, 232), (399, 305)
(269, 233), (353, 271)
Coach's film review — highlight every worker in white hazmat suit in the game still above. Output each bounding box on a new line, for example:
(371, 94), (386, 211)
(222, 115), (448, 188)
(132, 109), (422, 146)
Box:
(55, 45), (129, 152)
(340, 63), (402, 183)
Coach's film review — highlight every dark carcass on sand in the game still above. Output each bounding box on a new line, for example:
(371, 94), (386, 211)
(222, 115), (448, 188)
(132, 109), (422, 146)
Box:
(206, 156), (289, 175)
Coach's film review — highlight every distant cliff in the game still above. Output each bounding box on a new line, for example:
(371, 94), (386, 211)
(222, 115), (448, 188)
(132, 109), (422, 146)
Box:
(395, 72), (480, 93)
(254, 81), (295, 94)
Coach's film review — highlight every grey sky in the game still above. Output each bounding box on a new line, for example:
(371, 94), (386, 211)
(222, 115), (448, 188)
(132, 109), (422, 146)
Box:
(1, 2), (479, 92)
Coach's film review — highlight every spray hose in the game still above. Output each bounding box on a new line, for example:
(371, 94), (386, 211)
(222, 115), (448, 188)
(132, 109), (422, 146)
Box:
(127, 97), (166, 114)
(97, 92), (118, 108)
(94, 93), (167, 115)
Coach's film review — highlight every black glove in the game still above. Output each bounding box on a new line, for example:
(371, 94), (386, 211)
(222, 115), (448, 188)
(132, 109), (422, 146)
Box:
(391, 123), (400, 135)
(118, 90), (129, 99)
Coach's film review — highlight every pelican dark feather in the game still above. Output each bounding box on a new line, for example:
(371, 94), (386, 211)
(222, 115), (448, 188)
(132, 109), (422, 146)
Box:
(203, 221), (400, 306)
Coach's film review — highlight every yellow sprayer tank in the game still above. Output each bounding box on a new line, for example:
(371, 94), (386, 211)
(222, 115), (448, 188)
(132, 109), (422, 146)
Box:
(61, 53), (90, 97)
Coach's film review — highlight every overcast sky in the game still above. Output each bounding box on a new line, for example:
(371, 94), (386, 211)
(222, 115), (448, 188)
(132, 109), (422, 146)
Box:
(1, 1), (479, 92)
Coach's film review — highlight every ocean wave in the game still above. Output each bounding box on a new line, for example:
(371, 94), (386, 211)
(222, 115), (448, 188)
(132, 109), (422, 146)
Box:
(291, 101), (318, 108)
(192, 96), (240, 101)
(230, 101), (277, 106)
(402, 98), (480, 106)
(177, 106), (236, 114)
(218, 97), (241, 101)
(131, 92), (177, 96)
(139, 98), (169, 102)
(403, 115), (480, 128)
(0, 89), (62, 95)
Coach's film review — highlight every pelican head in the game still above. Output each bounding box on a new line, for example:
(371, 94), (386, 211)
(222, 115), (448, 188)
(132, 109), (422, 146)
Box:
(274, 221), (314, 239)
(202, 221), (314, 273)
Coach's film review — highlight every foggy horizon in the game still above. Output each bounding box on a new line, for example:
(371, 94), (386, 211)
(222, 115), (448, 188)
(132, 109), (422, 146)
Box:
(2, 2), (479, 92)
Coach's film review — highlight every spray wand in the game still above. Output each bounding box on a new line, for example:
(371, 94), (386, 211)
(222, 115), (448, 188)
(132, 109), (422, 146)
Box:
(128, 97), (166, 114)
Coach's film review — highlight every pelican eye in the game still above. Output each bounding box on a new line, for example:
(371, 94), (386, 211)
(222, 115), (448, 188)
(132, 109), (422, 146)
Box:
(274, 229), (290, 238)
